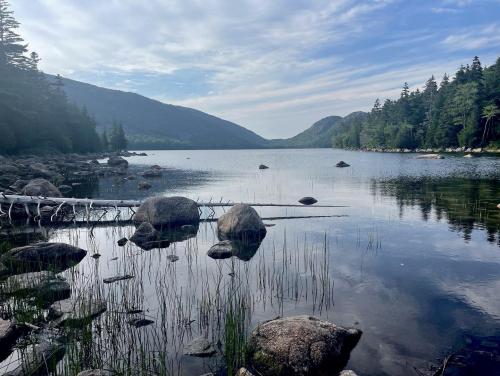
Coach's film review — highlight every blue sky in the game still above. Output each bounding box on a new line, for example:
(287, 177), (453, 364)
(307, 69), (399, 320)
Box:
(11, 0), (500, 138)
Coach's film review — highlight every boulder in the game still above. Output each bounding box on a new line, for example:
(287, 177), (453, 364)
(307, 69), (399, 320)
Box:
(259, 164), (269, 169)
(117, 237), (128, 246)
(22, 178), (62, 197)
(247, 315), (362, 376)
(298, 197), (318, 205)
(9, 179), (29, 192)
(107, 156), (128, 167)
(184, 336), (216, 357)
(138, 181), (152, 190)
(134, 196), (200, 228)
(0, 318), (20, 361)
(207, 240), (234, 259)
(142, 169), (162, 178)
(0, 242), (87, 273)
(3, 338), (66, 376)
(217, 204), (266, 242)
(49, 298), (107, 327)
(336, 161), (350, 168)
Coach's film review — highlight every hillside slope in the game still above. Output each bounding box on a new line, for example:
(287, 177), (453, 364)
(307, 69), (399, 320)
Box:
(56, 76), (267, 149)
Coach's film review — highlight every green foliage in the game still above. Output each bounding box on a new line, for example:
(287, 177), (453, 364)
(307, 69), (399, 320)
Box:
(0, 1), (101, 155)
(332, 56), (500, 149)
(108, 121), (127, 151)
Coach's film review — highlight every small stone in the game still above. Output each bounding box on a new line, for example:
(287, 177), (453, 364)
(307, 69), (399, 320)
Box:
(117, 237), (128, 246)
(259, 164), (269, 169)
(103, 275), (134, 284)
(167, 254), (179, 262)
(128, 318), (155, 328)
(184, 336), (216, 357)
(298, 197), (318, 205)
(336, 161), (350, 167)
(91, 253), (101, 259)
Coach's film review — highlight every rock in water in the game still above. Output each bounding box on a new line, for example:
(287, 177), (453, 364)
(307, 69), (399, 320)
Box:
(217, 204), (266, 242)
(138, 181), (152, 190)
(49, 298), (107, 327)
(128, 318), (155, 328)
(117, 237), (128, 246)
(0, 242), (87, 273)
(207, 240), (234, 259)
(107, 156), (128, 167)
(207, 239), (262, 261)
(237, 368), (256, 376)
(0, 318), (20, 361)
(416, 153), (444, 159)
(167, 254), (179, 262)
(22, 178), (62, 197)
(184, 336), (216, 357)
(103, 275), (134, 284)
(134, 196), (200, 227)
(259, 164), (269, 169)
(298, 197), (318, 205)
(336, 161), (350, 168)
(130, 222), (171, 250)
(247, 315), (362, 376)
(3, 338), (66, 376)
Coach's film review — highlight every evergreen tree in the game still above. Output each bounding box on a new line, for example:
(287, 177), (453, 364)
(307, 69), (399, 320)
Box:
(109, 122), (127, 151)
(0, 0), (27, 68)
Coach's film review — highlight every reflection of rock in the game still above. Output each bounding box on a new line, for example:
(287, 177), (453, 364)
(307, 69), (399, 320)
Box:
(130, 221), (198, 250)
(49, 298), (107, 327)
(0, 242), (87, 273)
(103, 275), (134, 284)
(298, 197), (318, 205)
(218, 204), (266, 242)
(207, 238), (262, 261)
(247, 315), (362, 376)
(184, 336), (216, 357)
(134, 196), (200, 227)
(107, 156), (128, 167)
(0, 318), (20, 361)
(4, 337), (66, 376)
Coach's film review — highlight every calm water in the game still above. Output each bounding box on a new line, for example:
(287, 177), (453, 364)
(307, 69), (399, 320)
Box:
(2, 149), (500, 375)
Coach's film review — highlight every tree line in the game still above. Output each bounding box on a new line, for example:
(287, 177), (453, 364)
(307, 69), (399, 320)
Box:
(332, 56), (500, 150)
(0, 0), (126, 155)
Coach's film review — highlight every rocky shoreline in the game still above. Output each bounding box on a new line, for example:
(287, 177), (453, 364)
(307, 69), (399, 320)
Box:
(348, 146), (500, 154)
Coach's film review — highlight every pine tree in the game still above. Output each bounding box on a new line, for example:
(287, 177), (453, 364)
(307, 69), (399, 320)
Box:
(0, 0), (27, 68)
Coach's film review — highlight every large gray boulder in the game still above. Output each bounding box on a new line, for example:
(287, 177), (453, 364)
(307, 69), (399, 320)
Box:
(134, 196), (200, 228)
(247, 315), (362, 376)
(107, 156), (128, 167)
(3, 338), (66, 376)
(22, 178), (62, 197)
(217, 204), (266, 241)
(0, 242), (87, 273)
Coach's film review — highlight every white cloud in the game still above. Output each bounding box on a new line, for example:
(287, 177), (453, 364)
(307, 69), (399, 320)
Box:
(442, 23), (500, 50)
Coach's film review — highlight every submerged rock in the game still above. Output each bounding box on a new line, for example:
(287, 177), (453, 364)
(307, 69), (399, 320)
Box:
(130, 222), (171, 250)
(217, 204), (266, 242)
(22, 178), (62, 197)
(3, 338), (66, 376)
(247, 315), (362, 376)
(134, 196), (200, 228)
(103, 275), (134, 284)
(49, 298), (107, 327)
(1, 271), (70, 304)
(128, 318), (155, 328)
(298, 197), (318, 205)
(336, 161), (350, 168)
(0, 242), (87, 273)
(184, 336), (216, 357)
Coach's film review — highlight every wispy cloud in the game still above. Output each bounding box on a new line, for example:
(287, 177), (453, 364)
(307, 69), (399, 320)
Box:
(10, 0), (500, 138)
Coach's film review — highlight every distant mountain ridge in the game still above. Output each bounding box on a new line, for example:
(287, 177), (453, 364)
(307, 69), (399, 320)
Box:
(55, 75), (365, 150)
(56, 76), (267, 149)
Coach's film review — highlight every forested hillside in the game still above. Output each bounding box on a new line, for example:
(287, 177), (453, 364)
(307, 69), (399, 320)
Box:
(0, 0), (101, 155)
(332, 57), (500, 149)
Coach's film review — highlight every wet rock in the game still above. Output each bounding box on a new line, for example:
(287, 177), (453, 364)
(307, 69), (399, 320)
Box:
(416, 153), (444, 159)
(464, 154), (473, 158)
(130, 222), (164, 250)
(107, 156), (128, 167)
(217, 204), (266, 242)
(77, 370), (112, 376)
(259, 164), (269, 169)
(103, 275), (134, 284)
(128, 318), (155, 328)
(207, 240), (234, 259)
(49, 298), (107, 327)
(3, 338), (66, 376)
(142, 169), (162, 178)
(0, 242), (87, 273)
(336, 161), (350, 168)
(138, 181), (152, 190)
(237, 368), (256, 376)
(117, 237), (128, 246)
(134, 196), (200, 228)
(339, 371), (358, 376)
(167, 254), (179, 262)
(22, 178), (62, 197)
(9, 179), (29, 192)
(298, 197), (318, 205)
(184, 336), (216, 357)
(0, 318), (20, 361)
(247, 315), (362, 376)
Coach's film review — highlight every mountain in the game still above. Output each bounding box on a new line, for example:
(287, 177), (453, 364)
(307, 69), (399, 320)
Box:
(269, 112), (368, 148)
(55, 76), (267, 149)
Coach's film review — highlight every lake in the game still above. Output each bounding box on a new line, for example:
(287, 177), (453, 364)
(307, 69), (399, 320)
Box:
(1, 148), (500, 375)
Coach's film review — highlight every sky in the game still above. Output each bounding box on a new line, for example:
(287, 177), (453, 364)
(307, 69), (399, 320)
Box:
(10, 0), (500, 138)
